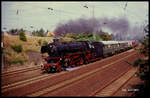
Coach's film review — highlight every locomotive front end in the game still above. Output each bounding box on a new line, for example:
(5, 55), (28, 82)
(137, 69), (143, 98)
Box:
(41, 57), (62, 73)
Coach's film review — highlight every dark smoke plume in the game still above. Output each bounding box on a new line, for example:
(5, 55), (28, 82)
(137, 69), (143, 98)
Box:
(54, 18), (100, 36)
(54, 16), (145, 41)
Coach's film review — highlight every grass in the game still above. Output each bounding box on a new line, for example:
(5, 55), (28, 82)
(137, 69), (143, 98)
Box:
(11, 44), (22, 53)
(8, 59), (24, 65)
(4, 35), (53, 52)
(3, 35), (53, 65)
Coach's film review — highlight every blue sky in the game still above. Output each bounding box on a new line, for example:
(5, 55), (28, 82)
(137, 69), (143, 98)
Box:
(1, 1), (149, 32)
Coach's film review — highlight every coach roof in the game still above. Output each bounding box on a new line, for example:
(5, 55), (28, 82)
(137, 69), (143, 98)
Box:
(100, 41), (119, 45)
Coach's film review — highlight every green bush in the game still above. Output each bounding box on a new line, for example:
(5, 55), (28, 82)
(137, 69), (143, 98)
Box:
(8, 59), (24, 65)
(43, 40), (48, 46)
(75, 33), (103, 41)
(11, 44), (22, 53)
(19, 31), (27, 41)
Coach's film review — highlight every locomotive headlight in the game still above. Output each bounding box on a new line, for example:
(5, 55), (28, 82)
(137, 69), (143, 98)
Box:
(41, 64), (44, 70)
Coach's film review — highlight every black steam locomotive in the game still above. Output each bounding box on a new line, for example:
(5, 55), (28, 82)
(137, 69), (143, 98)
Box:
(41, 39), (136, 73)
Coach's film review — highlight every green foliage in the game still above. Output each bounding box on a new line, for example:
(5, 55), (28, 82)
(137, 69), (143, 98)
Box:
(99, 32), (112, 41)
(133, 24), (149, 81)
(8, 28), (18, 35)
(11, 44), (22, 53)
(140, 37), (149, 56)
(32, 28), (45, 37)
(134, 58), (149, 80)
(133, 58), (143, 67)
(19, 31), (27, 41)
(64, 32), (103, 41)
(75, 33), (103, 41)
(43, 40), (48, 46)
(63, 31), (113, 41)
(8, 59), (24, 65)
(9, 28), (26, 35)
(64, 33), (78, 39)
(133, 24), (149, 97)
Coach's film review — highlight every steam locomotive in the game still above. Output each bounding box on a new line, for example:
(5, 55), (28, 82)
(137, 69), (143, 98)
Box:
(41, 39), (136, 73)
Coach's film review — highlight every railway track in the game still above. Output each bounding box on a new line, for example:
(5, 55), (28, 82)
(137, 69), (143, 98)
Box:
(2, 49), (135, 86)
(1, 68), (43, 86)
(93, 68), (138, 96)
(2, 71), (67, 93)
(27, 51), (138, 96)
(2, 66), (41, 77)
(2, 49), (141, 97)
(111, 68), (138, 96)
(38, 52), (138, 96)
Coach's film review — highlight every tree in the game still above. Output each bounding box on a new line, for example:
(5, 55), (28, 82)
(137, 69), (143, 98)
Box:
(99, 32), (112, 41)
(32, 28), (45, 37)
(134, 23), (149, 79)
(19, 28), (25, 33)
(8, 28), (26, 35)
(133, 24), (149, 96)
(11, 44), (22, 53)
(39, 28), (45, 37)
(19, 31), (27, 41)
(9, 29), (18, 35)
